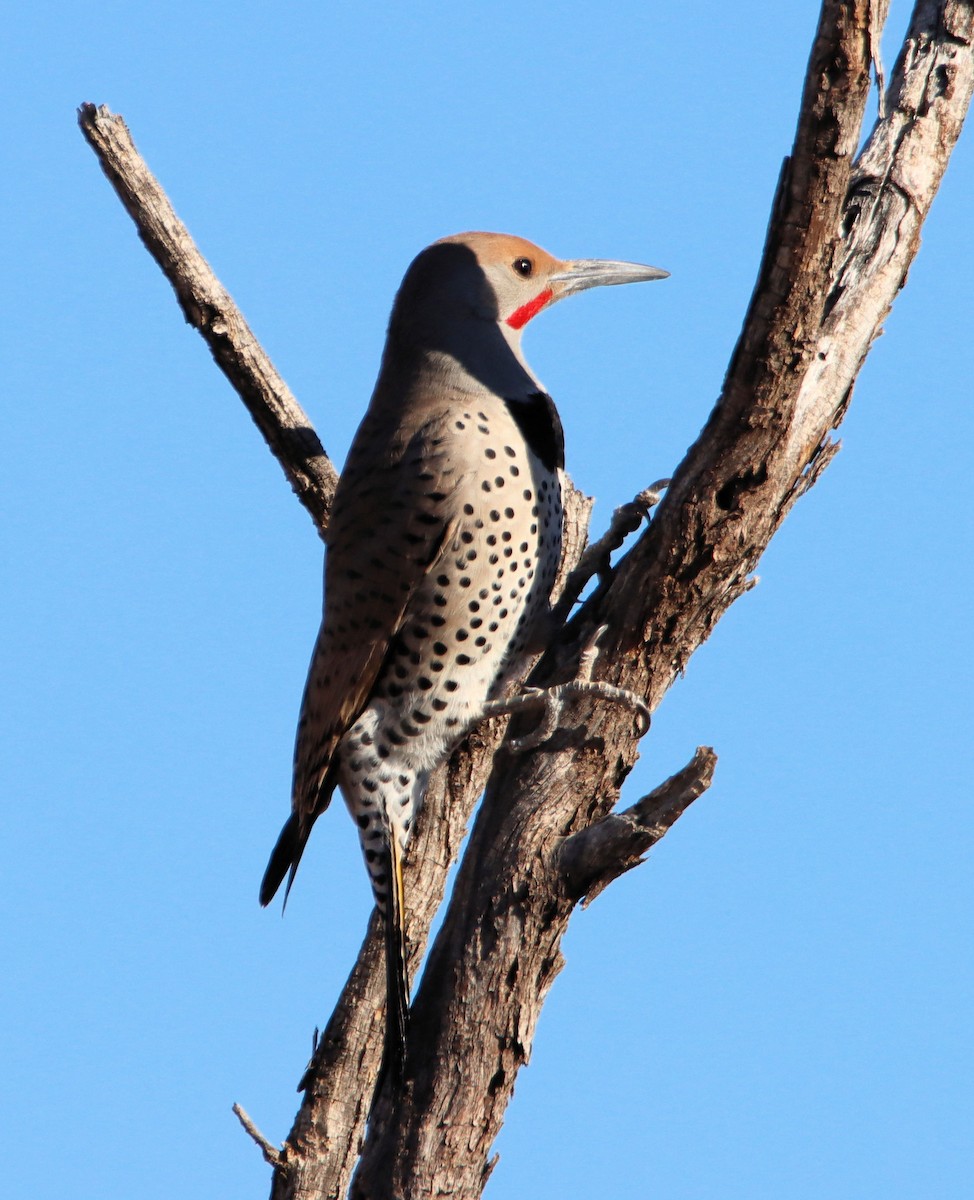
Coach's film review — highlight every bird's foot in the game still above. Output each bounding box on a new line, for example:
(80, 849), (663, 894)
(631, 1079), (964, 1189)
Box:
(478, 625), (651, 752)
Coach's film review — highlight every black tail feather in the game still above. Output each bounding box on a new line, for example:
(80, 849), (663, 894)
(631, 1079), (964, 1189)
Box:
(374, 838), (410, 1101)
(260, 812), (305, 908)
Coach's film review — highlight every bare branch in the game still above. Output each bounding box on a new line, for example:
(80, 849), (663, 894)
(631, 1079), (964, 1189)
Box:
(551, 480), (669, 624)
(232, 1103), (284, 1170)
(77, 103), (338, 536)
(560, 747), (718, 905)
(870, 0), (893, 117)
(581, 0), (973, 699)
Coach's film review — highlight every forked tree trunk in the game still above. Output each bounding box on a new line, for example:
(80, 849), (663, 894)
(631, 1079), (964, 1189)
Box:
(78, 2), (973, 1197)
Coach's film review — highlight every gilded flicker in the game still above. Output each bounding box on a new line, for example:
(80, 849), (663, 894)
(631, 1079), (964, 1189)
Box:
(260, 232), (667, 1084)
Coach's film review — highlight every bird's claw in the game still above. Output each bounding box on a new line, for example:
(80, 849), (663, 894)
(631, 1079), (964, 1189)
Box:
(477, 626), (650, 751)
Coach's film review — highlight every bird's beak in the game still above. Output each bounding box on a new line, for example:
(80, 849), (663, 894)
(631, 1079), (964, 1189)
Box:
(550, 257), (670, 299)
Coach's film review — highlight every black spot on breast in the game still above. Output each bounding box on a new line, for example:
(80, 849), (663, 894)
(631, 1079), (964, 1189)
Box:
(504, 392), (565, 472)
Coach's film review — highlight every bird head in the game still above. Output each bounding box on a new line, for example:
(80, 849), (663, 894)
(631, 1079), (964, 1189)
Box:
(390, 231), (667, 340)
(383, 232), (667, 397)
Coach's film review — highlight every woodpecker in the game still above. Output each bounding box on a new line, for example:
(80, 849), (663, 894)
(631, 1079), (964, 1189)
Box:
(260, 232), (667, 1086)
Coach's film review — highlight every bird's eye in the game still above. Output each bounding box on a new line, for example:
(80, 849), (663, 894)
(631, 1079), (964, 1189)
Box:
(512, 257), (533, 277)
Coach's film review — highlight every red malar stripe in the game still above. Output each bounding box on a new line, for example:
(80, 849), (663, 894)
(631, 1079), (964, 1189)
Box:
(506, 288), (553, 330)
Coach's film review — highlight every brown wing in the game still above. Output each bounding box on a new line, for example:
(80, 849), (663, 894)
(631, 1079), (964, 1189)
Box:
(259, 407), (461, 905)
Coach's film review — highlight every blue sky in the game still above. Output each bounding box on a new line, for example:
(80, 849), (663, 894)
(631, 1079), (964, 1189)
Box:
(3, 3), (972, 1197)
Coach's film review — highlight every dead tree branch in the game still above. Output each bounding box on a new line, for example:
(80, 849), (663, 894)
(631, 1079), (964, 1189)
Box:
(233, 1103), (284, 1170)
(77, 2), (972, 1198)
(560, 746), (718, 905)
(77, 103), (338, 535)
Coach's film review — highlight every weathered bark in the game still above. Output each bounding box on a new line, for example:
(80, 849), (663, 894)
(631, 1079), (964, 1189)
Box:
(78, 2), (972, 1198)
(78, 104), (338, 533)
